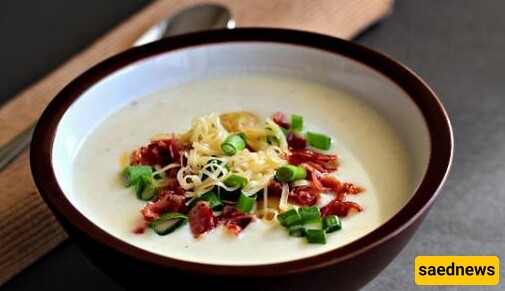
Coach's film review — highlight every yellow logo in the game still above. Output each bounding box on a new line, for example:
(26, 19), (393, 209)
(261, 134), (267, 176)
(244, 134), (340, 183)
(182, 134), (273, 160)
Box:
(415, 256), (499, 285)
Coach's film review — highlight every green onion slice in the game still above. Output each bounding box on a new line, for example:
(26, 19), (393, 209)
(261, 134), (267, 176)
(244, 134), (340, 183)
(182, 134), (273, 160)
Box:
(290, 114), (304, 132)
(322, 215), (342, 233)
(187, 191), (222, 210)
(134, 174), (158, 201)
(275, 165), (307, 182)
(224, 174), (248, 189)
(236, 192), (257, 213)
(122, 165), (153, 187)
(306, 229), (327, 244)
(202, 159), (228, 180)
(149, 212), (188, 235)
(306, 131), (332, 150)
(298, 206), (321, 224)
(288, 225), (307, 237)
(237, 132), (246, 140)
(277, 209), (302, 228)
(221, 133), (247, 156)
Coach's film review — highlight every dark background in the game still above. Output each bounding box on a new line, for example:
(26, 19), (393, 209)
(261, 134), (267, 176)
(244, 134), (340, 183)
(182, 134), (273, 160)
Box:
(1, 0), (504, 290)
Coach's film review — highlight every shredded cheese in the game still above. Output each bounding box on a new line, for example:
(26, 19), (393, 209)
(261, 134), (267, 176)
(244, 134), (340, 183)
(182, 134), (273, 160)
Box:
(172, 112), (289, 204)
(279, 182), (291, 212)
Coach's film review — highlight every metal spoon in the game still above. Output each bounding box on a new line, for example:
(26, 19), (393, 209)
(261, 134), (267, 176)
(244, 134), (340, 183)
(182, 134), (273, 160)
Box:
(0, 4), (233, 171)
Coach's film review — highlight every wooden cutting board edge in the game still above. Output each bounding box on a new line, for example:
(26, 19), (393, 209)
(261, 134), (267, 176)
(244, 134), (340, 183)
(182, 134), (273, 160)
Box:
(0, 0), (394, 285)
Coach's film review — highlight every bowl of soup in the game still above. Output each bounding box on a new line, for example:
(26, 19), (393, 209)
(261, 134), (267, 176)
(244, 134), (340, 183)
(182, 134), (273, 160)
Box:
(31, 28), (452, 290)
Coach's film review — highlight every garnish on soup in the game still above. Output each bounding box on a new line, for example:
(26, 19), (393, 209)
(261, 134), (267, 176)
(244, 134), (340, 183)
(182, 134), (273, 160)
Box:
(121, 111), (364, 244)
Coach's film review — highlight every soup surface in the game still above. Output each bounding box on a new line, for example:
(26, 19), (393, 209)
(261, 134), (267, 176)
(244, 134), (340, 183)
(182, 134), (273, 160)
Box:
(72, 74), (412, 265)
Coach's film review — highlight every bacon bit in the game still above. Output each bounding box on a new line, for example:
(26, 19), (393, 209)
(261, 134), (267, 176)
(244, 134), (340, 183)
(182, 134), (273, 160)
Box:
(130, 137), (181, 167)
(272, 112), (290, 129)
(289, 186), (319, 206)
(341, 183), (364, 195)
(303, 161), (327, 173)
(188, 201), (219, 238)
(289, 150), (338, 172)
(133, 227), (145, 234)
(141, 190), (187, 221)
(162, 179), (186, 195)
(299, 162), (325, 192)
(133, 220), (150, 234)
(319, 174), (364, 195)
(220, 205), (256, 236)
(286, 131), (307, 151)
(320, 199), (363, 217)
(287, 165), (364, 210)
(268, 180), (283, 197)
(165, 167), (181, 180)
(319, 174), (341, 189)
(287, 163), (324, 206)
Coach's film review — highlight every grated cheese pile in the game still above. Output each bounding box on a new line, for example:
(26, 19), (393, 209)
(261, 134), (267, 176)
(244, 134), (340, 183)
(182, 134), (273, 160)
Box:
(153, 112), (289, 217)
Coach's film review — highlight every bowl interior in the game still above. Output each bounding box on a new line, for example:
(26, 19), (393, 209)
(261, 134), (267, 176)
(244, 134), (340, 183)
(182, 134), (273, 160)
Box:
(50, 42), (430, 265)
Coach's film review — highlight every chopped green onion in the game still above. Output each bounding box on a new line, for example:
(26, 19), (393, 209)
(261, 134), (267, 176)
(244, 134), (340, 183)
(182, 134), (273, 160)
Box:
(322, 215), (342, 233)
(217, 187), (241, 202)
(298, 206), (321, 224)
(206, 158), (224, 170)
(122, 165), (153, 187)
(277, 209), (302, 228)
(188, 191), (222, 210)
(275, 165), (307, 182)
(149, 212), (188, 235)
(306, 229), (327, 244)
(221, 133), (246, 156)
(280, 127), (288, 136)
(237, 132), (246, 140)
(134, 174), (158, 201)
(224, 174), (248, 189)
(304, 219), (322, 230)
(202, 159), (227, 180)
(306, 131), (332, 150)
(288, 225), (307, 237)
(290, 114), (303, 132)
(236, 192), (256, 213)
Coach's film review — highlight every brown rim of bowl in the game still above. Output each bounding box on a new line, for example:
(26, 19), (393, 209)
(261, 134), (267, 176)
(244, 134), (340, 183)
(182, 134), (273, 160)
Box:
(31, 28), (453, 277)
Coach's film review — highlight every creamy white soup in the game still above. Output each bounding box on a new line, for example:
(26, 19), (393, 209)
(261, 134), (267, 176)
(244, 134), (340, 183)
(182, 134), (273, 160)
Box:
(72, 74), (412, 265)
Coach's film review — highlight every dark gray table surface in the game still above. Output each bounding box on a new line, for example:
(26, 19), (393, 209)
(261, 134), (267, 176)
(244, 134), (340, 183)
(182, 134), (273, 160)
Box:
(1, 0), (504, 290)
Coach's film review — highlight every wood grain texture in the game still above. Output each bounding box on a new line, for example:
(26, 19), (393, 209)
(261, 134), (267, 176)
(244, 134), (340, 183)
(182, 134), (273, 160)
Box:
(0, 0), (393, 285)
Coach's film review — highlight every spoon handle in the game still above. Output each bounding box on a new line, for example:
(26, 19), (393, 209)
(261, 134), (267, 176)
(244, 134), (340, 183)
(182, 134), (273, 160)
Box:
(0, 123), (35, 170)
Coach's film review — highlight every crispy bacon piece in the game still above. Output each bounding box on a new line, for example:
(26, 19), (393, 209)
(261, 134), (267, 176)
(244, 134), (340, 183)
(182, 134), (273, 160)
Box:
(320, 199), (363, 217)
(289, 150), (338, 172)
(220, 205), (256, 236)
(319, 174), (364, 195)
(188, 201), (219, 238)
(286, 131), (307, 151)
(268, 180), (283, 197)
(130, 137), (180, 167)
(289, 186), (319, 206)
(141, 190), (187, 220)
(133, 221), (149, 234)
(288, 165), (364, 210)
(299, 162), (325, 192)
(288, 163), (323, 206)
(161, 179), (185, 196)
(272, 112), (290, 129)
